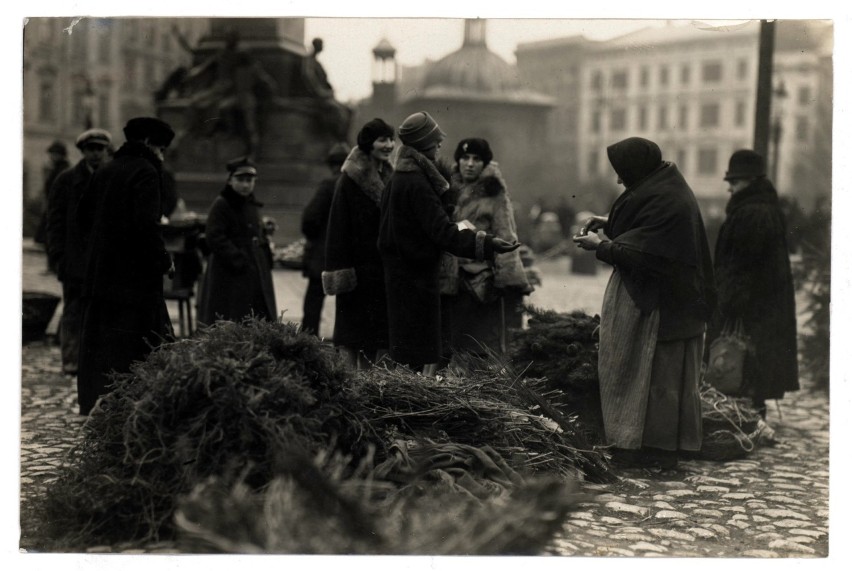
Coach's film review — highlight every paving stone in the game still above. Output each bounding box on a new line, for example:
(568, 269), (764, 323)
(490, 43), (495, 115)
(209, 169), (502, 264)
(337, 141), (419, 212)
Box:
(652, 501), (675, 510)
(599, 516), (626, 525)
(774, 519), (815, 529)
(767, 539), (816, 554)
(654, 510), (688, 520)
(609, 533), (650, 542)
(742, 549), (781, 558)
(787, 536), (817, 545)
(763, 495), (805, 505)
(727, 519), (751, 529)
(605, 502), (649, 517)
(790, 529), (826, 538)
(758, 509), (810, 521)
(667, 489), (697, 498)
(720, 506), (746, 513)
(597, 547), (635, 557)
(647, 528), (694, 541)
(687, 527), (715, 539)
(693, 508), (724, 518)
(722, 492), (754, 500)
(752, 515), (771, 523)
(630, 541), (668, 553)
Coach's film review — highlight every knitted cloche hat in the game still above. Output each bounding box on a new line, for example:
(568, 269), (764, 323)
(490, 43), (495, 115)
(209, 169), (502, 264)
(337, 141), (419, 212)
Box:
(398, 111), (446, 152)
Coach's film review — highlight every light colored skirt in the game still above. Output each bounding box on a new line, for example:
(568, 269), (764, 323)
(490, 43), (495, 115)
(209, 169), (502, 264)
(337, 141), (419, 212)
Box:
(598, 270), (703, 451)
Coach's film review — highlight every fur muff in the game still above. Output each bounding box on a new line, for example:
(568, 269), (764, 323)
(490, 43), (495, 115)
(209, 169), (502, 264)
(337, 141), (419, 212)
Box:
(322, 268), (357, 295)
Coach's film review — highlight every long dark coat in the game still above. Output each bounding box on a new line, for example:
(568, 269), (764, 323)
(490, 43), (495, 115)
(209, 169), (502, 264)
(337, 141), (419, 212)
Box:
(301, 174), (339, 278)
(197, 186), (277, 325)
(377, 145), (492, 367)
(47, 159), (93, 283)
(76, 141), (174, 415)
(708, 178), (799, 400)
(322, 148), (391, 355)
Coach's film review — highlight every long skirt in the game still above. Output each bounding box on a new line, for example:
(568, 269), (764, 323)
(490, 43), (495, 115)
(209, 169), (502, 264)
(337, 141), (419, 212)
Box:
(598, 270), (703, 451)
(384, 257), (441, 368)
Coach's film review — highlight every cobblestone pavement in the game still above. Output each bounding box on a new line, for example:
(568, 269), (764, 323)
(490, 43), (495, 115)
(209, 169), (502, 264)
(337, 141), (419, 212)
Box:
(19, 244), (831, 557)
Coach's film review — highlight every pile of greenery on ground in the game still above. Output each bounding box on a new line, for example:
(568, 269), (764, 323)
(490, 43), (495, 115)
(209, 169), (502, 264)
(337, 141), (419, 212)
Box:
(508, 307), (605, 442)
(36, 317), (608, 553)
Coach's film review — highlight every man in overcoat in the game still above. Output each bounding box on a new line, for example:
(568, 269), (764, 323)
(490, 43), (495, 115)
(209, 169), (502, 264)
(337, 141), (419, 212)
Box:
(76, 117), (176, 416)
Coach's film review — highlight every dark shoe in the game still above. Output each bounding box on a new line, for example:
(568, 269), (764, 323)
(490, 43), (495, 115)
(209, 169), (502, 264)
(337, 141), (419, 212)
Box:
(641, 447), (678, 470)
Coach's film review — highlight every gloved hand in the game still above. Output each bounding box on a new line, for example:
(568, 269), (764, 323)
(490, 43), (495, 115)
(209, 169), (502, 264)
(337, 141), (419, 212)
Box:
(491, 237), (521, 254)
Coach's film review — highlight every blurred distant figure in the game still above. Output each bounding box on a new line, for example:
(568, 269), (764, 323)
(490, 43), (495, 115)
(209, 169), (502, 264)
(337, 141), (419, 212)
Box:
(197, 156), (277, 326)
(34, 140), (70, 256)
(77, 117), (177, 416)
(555, 196), (577, 240)
(300, 141), (349, 336)
(46, 128), (111, 375)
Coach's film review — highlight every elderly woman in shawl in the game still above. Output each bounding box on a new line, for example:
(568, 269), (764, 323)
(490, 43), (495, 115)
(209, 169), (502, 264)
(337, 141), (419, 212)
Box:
(574, 137), (716, 470)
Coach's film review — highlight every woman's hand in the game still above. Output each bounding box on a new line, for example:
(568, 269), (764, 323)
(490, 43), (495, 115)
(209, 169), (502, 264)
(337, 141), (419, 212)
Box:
(573, 232), (603, 251)
(581, 215), (608, 235)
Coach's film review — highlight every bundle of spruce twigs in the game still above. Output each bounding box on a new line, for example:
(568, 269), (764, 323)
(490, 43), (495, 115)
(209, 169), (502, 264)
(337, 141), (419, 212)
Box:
(508, 306), (605, 441)
(36, 317), (602, 553)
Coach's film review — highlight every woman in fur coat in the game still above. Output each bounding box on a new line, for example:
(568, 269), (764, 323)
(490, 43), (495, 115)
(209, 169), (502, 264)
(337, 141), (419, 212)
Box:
(378, 112), (520, 372)
(322, 119), (395, 368)
(708, 149), (799, 417)
(440, 138), (533, 358)
(197, 157), (277, 326)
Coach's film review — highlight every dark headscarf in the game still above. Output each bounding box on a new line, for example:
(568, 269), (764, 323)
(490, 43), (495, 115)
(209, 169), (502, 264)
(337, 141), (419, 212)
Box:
(606, 137), (663, 188)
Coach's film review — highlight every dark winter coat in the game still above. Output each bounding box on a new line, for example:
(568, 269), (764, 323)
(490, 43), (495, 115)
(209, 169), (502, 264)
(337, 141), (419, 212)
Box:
(301, 173), (340, 278)
(595, 158), (716, 341)
(708, 178), (799, 400)
(321, 147), (392, 353)
(76, 141), (173, 415)
(35, 157), (71, 245)
(46, 160), (94, 283)
(197, 186), (277, 325)
(378, 145), (494, 367)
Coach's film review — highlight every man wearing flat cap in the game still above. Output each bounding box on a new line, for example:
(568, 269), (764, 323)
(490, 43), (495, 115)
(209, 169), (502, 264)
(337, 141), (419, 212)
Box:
(707, 149), (799, 418)
(76, 117), (177, 416)
(45, 128), (112, 375)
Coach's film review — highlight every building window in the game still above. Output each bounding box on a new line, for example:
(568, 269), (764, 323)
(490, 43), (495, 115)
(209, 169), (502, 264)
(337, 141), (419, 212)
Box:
(676, 149), (687, 171)
(679, 104), (689, 129)
(658, 105), (668, 130)
(38, 77), (56, 122)
(700, 102), (721, 128)
(659, 65), (670, 87)
(610, 108), (627, 131)
(702, 61), (724, 83)
(681, 64), (691, 85)
(587, 151), (599, 177)
(735, 101), (747, 126)
(796, 116), (810, 141)
(591, 71), (603, 91)
(98, 93), (109, 127)
(611, 69), (628, 90)
(737, 58), (748, 80)
(125, 56), (137, 90)
(638, 105), (648, 130)
(640, 66), (649, 88)
(798, 85), (812, 105)
(698, 148), (718, 175)
(591, 110), (601, 133)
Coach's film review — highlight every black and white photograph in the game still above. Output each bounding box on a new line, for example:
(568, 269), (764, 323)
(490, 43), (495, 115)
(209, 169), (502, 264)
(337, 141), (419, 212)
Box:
(6, 1), (850, 568)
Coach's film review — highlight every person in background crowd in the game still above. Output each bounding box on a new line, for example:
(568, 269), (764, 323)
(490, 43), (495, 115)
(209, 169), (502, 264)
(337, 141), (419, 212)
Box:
(574, 137), (716, 470)
(707, 149), (799, 418)
(300, 141), (350, 336)
(197, 157), (277, 326)
(440, 138), (533, 361)
(322, 119), (395, 369)
(46, 128), (112, 376)
(34, 140), (71, 260)
(378, 111), (520, 374)
(76, 117), (176, 416)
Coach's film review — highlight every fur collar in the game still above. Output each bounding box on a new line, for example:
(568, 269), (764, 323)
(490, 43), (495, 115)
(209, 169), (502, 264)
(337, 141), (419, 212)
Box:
(393, 145), (450, 196)
(726, 177), (779, 214)
(113, 141), (162, 170)
(341, 147), (392, 205)
(450, 162), (507, 206)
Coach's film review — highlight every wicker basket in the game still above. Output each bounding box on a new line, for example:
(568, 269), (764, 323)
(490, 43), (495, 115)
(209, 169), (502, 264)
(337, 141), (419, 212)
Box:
(697, 428), (758, 462)
(22, 291), (60, 344)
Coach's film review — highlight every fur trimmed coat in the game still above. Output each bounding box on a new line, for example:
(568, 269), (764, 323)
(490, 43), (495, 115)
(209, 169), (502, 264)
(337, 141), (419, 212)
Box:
(707, 178), (799, 400)
(378, 145), (494, 367)
(321, 147), (392, 354)
(197, 186), (277, 325)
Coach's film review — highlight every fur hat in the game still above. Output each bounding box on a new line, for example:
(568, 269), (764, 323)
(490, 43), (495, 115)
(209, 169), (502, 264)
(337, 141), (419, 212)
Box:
(226, 156), (258, 177)
(123, 117), (175, 147)
(327, 142), (351, 165)
(47, 140), (67, 156)
(454, 138), (493, 166)
(75, 128), (112, 149)
(356, 118), (395, 153)
(724, 149), (766, 181)
(398, 111), (446, 152)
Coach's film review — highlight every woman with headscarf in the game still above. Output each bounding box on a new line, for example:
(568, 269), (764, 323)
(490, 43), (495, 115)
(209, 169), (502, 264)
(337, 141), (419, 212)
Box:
(197, 156), (277, 325)
(440, 138), (533, 359)
(322, 118), (395, 368)
(574, 137), (716, 469)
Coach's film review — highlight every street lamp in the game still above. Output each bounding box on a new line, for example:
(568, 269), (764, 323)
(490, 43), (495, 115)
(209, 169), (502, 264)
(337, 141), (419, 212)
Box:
(770, 79), (788, 183)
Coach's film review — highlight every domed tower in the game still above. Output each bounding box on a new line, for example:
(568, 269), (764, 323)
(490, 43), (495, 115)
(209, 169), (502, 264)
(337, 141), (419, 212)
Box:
(401, 19), (554, 205)
(371, 37), (397, 111)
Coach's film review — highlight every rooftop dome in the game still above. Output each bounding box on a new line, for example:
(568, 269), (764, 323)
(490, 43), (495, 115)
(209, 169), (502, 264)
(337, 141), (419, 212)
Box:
(422, 20), (522, 94)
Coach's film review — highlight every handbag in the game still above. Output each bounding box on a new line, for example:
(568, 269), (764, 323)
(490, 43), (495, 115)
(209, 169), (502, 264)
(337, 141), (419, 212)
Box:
(705, 319), (752, 394)
(461, 267), (499, 304)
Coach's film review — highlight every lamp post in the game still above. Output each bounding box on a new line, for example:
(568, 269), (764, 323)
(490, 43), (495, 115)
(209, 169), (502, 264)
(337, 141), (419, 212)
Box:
(770, 80), (788, 184)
